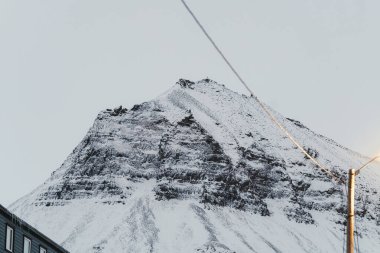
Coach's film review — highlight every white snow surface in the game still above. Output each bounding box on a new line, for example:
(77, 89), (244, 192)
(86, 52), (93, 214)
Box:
(10, 79), (380, 253)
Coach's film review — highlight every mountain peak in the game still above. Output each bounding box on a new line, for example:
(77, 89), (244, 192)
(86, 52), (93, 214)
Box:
(9, 78), (380, 253)
(176, 78), (220, 89)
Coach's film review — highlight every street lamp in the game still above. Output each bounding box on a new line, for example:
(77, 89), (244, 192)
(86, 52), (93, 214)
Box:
(346, 155), (380, 253)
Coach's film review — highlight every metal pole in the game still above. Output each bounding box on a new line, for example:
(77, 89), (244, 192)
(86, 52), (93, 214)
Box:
(347, 168), (355, 253)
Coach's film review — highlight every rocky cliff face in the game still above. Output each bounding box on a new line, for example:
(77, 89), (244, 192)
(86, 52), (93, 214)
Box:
(10, 79), (380, 253)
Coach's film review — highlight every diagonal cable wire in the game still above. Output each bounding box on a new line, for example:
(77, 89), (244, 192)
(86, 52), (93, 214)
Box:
(180, 0), (344, 184)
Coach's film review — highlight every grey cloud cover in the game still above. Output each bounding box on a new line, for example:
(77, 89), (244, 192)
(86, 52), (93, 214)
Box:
(0, 0), (379, 206)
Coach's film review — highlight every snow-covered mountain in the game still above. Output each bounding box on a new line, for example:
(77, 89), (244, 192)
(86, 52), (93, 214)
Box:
(10, 79), (380, 253)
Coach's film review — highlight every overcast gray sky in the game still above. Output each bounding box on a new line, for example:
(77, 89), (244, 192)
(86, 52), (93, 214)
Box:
(1, 0), (379, 207)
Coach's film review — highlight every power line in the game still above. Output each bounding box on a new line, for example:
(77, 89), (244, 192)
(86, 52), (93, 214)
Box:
(179, 0), (344, 185)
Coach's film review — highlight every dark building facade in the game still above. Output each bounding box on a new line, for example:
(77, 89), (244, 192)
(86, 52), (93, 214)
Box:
(1, 204), (69, 253)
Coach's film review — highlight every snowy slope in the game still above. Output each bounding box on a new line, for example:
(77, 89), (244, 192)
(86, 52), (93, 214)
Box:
(10, 79), (380, 253)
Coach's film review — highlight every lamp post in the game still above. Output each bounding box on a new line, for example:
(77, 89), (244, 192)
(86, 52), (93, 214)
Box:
(346, 155), (380, 253)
